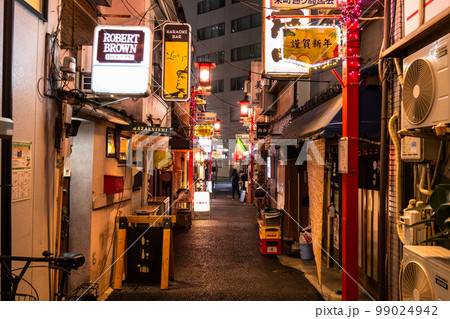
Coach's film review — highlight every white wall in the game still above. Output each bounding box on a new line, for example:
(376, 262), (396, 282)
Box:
(8, 1), (59, 299)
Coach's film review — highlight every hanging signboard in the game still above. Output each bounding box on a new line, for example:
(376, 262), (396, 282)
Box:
(194, 191), (210, 212)
(212, 151), (222, 159)
(195, 125), (214, 137)
(162, 23), (192, 102)
(270, 0), (340, 10)
(92, 26), (151, 96)
(124, 125), (173, 135)
(256, 123), (271, 139)
(251, 61), (263, 109)
(263, 0), (311, 78)
(196, 112), (217, 123)
(282, 26), (341, 68)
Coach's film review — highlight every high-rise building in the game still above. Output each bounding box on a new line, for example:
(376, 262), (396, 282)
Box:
(180, 0), (262, 175)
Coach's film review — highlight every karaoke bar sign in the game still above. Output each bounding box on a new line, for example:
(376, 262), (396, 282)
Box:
(96, 28), (145, 63)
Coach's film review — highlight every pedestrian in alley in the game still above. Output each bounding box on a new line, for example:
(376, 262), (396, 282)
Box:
(231, 169), (240, 200)
(240, 170), (248, 192)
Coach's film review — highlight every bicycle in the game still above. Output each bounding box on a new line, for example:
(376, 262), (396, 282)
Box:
(0, 250), (97, 301)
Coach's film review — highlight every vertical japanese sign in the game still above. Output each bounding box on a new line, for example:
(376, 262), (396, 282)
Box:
(282, 26), (341, 68)
(92, 26), (152, 96)
(163, 23), (192, 102)
(256, 123), (271, 139)
(270, 0), (339, 10)
(251, 61), (263, 109)
(12, 141), (32, 202)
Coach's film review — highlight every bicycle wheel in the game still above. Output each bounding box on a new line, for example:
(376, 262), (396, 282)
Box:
(0, 292), (37, 301)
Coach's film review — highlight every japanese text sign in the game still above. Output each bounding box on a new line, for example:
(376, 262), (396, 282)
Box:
(282, 26), (341, 68)
(270, 0), (339, 10)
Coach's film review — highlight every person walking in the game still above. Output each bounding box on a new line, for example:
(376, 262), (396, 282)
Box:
(231, 169), (240, 200)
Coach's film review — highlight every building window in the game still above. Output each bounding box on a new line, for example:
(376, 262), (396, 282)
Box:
(230, 106), (241, 122)
(197, 0), (225, 14)
(197, 23), (225, 40)
(230, 76), (247, 91)
(196, 51), (225, 65)
(231, 13), (261, 33)
(211, 79), (224, 93)
(231, 43), (261, 61)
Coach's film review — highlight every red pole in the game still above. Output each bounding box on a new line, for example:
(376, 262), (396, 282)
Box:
(250, 116), (254, 203)
(341, 0), (360, 301)
(189, 88), (196, 199)
(209, 136), (213, 181)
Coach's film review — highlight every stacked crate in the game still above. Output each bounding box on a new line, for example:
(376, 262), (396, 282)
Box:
(258, 209), (282, 254)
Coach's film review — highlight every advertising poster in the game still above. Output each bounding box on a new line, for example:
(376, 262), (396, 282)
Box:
(282, 26), (340, 68)
(163, 23), (191, 102)
(12, 141), (32, 202)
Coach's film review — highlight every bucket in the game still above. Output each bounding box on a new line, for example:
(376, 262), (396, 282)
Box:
(300, 243), (314, 260)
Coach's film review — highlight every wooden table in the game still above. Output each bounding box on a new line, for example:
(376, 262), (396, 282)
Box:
(113, 214), (176, 290)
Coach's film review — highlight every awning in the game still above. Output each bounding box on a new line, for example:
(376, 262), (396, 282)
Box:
(280, 89), (381, 140)
(280, 95), (342, 139)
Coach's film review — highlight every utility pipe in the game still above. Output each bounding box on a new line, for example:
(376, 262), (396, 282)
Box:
(1, 0), (14, 300)
(388, 110), (405, 245)
(378, 0), (390, 301)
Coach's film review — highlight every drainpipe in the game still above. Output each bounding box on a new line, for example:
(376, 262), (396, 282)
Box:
(378, 0), (390, 301)
(1, 0), (14, 300)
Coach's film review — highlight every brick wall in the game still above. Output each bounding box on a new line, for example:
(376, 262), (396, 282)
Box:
(61, 0), (98, 49)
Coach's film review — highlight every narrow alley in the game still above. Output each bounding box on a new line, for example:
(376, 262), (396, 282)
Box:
(107, 182), (323, 301)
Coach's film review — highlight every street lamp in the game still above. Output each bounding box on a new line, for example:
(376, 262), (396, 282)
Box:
(194, 62), (216, 90)
(238, 99), (250, 119)
(214, 120), (221, 133)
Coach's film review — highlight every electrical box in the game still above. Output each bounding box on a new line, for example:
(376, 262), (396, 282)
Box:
(104, 175), (124, 194)
(401, 136), (442, 162)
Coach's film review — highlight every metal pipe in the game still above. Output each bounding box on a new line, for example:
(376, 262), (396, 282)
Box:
(388, 110), (405, 245)
(1, 0), (14, 300)
(378, 0), (390, 301)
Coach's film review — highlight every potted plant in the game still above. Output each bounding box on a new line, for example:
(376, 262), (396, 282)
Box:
(408, 184), (450, 243)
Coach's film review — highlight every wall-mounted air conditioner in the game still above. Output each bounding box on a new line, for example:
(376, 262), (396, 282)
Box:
(401, 33), (449, 130)
(404, 0), (443, 37)
(400, 246), (450, 301)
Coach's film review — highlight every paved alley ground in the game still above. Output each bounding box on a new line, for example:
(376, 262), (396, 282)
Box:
(107, 182), (323, 301)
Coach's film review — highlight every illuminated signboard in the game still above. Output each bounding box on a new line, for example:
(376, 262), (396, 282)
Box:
(282, 26), (341, 68)
(194, 191), (210, 212)
(263, 0), (311, 77)
(92, 26), (151, 96)
(162, 23), (192, 102)
(196, 112), (217, 123)
(270, 0), (340, 10)
(194, 125), (214, 137)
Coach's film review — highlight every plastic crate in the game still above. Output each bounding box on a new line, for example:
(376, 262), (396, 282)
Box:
(259, 238), (282, 255)
(259, 225), (281, 239)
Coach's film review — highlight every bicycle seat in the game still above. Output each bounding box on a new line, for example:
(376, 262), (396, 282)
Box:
(55, 253), (85, 270)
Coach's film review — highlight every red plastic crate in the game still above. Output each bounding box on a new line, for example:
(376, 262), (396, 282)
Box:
(259, 238), (282, 255)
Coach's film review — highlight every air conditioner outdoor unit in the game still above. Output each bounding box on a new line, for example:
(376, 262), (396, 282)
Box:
(400, 245), (450, 301)
(401, 33), (449, 130)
